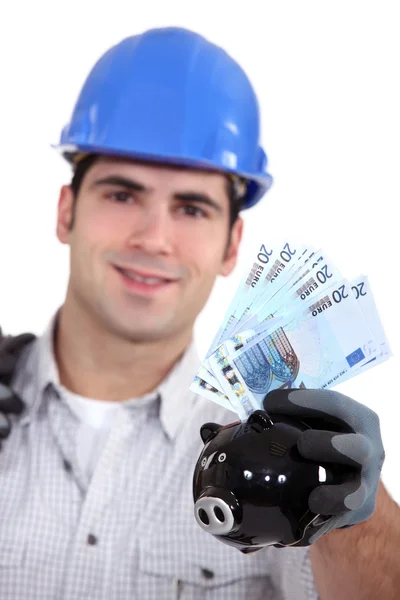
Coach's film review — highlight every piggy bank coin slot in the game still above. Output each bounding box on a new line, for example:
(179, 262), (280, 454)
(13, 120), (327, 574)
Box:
(250, 423), (263, 433)
(247, 410), (274, 432)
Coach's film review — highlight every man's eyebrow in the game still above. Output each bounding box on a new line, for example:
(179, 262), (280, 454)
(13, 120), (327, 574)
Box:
(90, 177), (223, 212)
(91, 176), (147, 192)
(174, 192), (223, 213)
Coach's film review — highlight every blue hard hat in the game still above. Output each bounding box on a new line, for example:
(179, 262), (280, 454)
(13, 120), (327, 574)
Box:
(57, 27), (272, 209)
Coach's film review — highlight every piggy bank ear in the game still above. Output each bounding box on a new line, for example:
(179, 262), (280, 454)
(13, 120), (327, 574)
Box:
(200, 422), (220, 444)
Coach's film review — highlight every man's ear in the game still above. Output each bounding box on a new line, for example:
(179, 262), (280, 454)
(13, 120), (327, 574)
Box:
(220, 217), (244, 277)
(56, 185), (75, 244)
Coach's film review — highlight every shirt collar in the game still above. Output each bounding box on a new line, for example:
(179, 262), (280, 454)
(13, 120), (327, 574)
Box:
(19, 313), (60, 425)
(21, 313), (201, 441)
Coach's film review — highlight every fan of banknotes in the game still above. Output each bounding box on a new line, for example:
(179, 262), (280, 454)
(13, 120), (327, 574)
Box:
(190, 242), (392, 421)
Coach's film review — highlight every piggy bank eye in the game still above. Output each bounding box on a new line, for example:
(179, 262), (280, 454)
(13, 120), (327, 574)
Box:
(218, 453), (226, 463)
(201, 457), (207, 467)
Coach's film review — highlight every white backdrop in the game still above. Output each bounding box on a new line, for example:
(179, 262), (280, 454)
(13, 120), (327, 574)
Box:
(0, 2), (399, 501)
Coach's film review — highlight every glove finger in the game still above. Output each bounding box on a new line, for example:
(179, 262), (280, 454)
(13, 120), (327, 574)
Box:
(0, 333), (35, 354)
(264, 389), (352, 430)
(298, 430), (373, 467)
(308, 476), (368, 515)
(264, 389), (305, 416)
(0, 385), (25, 414)
(0, 353), (22, 377)
(0, 412), (11, 439)
(269, 389), (382, 441)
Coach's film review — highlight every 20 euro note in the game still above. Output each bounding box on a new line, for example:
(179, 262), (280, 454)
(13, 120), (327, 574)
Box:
(191, 374), (234, 412)
(236, 250), (344, 337)
(230, 243), (314, 337)
(204, 240), (276, 356)
(191, 324), (274, 416)
(207, 241), (310, 355)
(207, 280), (378, 418)
(200, 240), (311, 409)
(351, 276), (392, 363)
(321, 275), (392, 388)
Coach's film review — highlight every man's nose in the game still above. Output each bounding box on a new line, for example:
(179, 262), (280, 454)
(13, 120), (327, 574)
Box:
(127, 207), (173, 255)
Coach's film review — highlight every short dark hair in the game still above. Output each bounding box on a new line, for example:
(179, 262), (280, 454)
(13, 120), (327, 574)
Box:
(70, 154), (99, 200)
(226, 178), (243, 230)
(69, 155), (98, 229)
(69, 155), (243, 231)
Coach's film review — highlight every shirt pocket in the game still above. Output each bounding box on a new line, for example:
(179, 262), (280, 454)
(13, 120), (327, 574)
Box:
(138, 549), (275, 600)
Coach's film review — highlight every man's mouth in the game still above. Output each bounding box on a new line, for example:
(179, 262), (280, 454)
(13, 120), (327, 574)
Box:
(113, 266), (178, 294)
(116, 267), (172, 285)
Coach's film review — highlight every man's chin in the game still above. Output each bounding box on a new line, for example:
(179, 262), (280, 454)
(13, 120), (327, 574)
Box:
(108, 317), (178, 344)
(122, 329), (172, 344)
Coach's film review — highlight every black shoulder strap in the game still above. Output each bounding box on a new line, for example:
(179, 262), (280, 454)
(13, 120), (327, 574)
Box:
(0, 329), (36, 386)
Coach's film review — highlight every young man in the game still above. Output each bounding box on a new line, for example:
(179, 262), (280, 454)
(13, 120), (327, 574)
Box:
(0, 27), (399, 600)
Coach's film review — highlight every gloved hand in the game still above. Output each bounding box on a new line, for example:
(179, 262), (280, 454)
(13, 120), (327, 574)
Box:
(263, 388), (385, 544)
(0, 330), (36, 449)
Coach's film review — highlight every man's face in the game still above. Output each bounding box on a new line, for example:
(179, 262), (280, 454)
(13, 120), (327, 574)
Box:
(57, 157), (243, 343)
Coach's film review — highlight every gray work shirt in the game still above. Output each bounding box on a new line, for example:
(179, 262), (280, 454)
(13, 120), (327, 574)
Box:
(0, 319), (320, 599)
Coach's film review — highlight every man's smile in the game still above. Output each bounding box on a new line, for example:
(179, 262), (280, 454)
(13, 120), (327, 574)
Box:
(113, 265), (179, 296)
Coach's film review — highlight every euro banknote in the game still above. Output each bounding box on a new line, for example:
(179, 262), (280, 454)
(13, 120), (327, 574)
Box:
(190, 243), (392, 419)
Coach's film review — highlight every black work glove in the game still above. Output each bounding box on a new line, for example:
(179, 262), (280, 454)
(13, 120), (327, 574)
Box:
(264, 388), (385, 545)
(0, 330), (36, 449)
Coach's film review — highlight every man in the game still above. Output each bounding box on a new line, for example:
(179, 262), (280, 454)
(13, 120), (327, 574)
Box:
(0, 26), (399, 600)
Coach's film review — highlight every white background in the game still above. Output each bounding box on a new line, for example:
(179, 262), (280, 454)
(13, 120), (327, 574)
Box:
(0, 2), (399, 501)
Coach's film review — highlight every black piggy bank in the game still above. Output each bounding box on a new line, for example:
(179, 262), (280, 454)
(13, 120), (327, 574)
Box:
(193, 409), (348, 552)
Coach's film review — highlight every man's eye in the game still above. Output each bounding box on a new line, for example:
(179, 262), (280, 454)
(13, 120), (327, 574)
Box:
(109, 191), (134, 204)
(181, 205), (207, 218)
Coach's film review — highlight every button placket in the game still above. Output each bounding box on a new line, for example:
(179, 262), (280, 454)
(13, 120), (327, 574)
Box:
(48, 391), (88, 493)
(62, 414), (137, 598)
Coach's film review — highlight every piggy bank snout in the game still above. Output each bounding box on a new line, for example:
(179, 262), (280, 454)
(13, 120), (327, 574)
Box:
(194, 487), (240, 536)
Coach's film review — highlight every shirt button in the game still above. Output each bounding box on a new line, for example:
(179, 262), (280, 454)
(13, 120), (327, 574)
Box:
(87, 534), (98, 546)
(201, 568), (214, 580)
